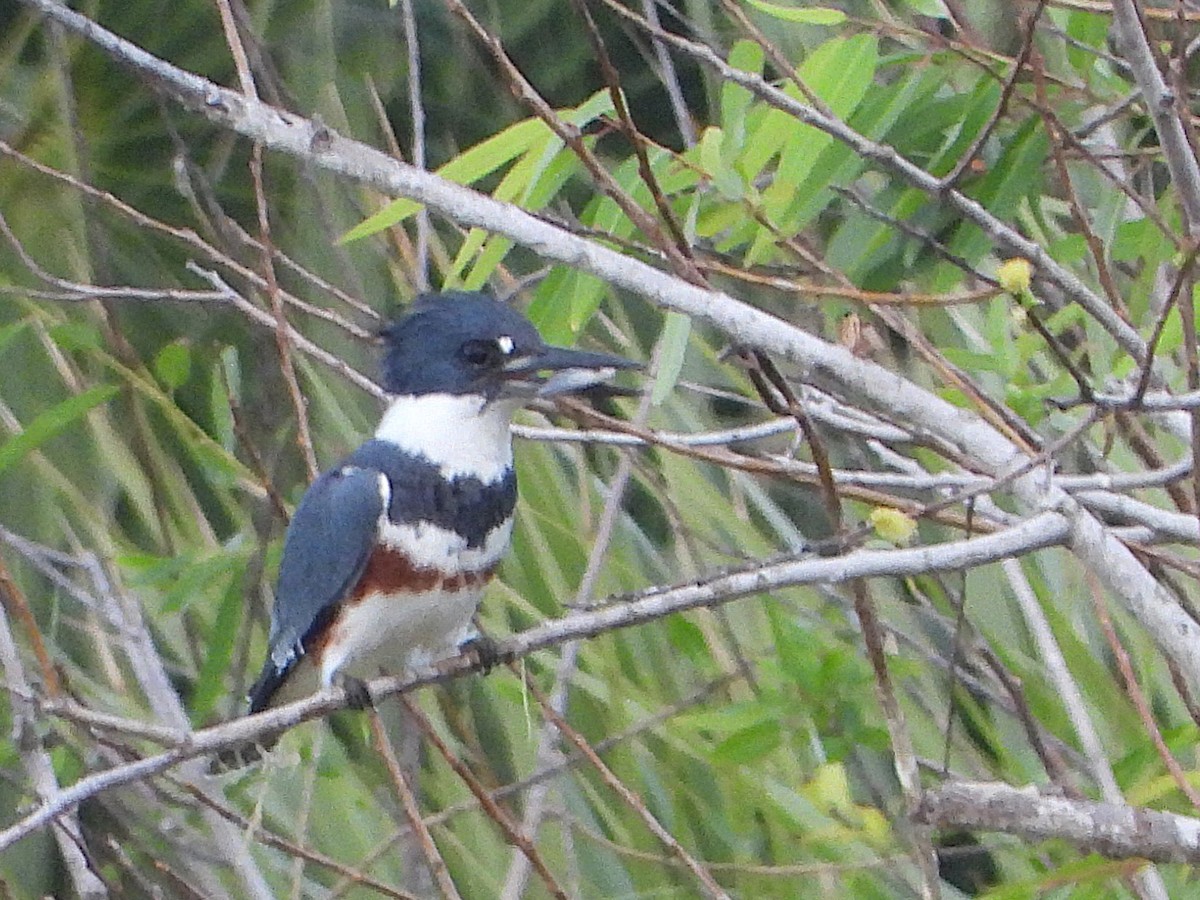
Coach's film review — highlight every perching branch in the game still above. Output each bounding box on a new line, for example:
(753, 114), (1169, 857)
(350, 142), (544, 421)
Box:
(1, 511), (1069, 854)
(16, 5), (1184, 651)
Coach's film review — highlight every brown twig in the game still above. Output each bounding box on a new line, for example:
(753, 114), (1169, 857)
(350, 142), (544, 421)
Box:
(942, 0), (1049, 187)
(214, 0), (257, 99)
(0, 553), (60, 697)
(443, 0), (705, 286)
(251, 143), (319, 481)
(736, 348), (842, 533)
(396, 694), (569, 900)
(517, 669), (731, 899)
(1032, 46), (1127, 319)
(571, 0), (692, 259)
(1089, 574), (1200, 810)
(368, 708), (461, 899)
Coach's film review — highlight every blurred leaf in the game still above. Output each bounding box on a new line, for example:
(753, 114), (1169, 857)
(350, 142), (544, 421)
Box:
(721, 40), (763, 153)
(0, 320), (30, 358)
(650, 312), (691, 406)
(153, 340), (192, 390)
(696, 126), (743, 200)
(899, 0), (947, 14)
(46, 321), (102, 351)
(742, 1), (846, 25)
(209, 348), (238, 450)
(190, 563), (246, 721)
(0, 385), (118, 477)
(342, 91), (613, 243)
(665, 615), (708, 659)
(711, 718), (782, 765)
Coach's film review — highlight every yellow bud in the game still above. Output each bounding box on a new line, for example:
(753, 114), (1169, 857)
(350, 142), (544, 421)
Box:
(868, 507), (918, 546)
(997, 257), (1033, 294)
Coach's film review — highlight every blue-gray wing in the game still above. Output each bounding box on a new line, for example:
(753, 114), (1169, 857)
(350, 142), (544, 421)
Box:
(247, 465), (384, 712)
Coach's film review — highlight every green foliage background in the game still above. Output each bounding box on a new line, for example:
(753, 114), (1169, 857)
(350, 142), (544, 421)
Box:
(0, 1), (1196, 897)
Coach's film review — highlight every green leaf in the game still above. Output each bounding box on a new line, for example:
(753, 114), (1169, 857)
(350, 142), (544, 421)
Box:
(0, 320), (30, 358)
(899, 0), (948, 15)
(47, 321), (102, 352)
(768, 604), (816, 687)
(455, 140), (583, 288)
(340, 116), (549, 242)
(190, 564), (245, 721)
(721, 40), (763, 151)
(528, 267), (607, 346)
(742, 0), (846, 25)
(342, 91), (613, 243)
(651, 312), (691, 405)
(696, 127), (743, 200)
(711, 718), (782, 764)
(153, 341), (192, 391)
(950, 116), (1048, 263)
(0, 385), (119, 477)
(100, 355), (252, 488)
(747, 35), (879, 264)
(209, 348), (238, 450)
(665, 615), (708, 659)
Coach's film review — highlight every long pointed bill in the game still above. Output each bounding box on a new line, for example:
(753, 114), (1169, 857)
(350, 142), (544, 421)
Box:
(501, 345), (640, 399)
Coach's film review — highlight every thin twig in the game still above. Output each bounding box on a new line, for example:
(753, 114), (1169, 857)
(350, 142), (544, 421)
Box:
(368, 708), (461, 899)
(443, 0), (705, 285)
(519, 670), (732, 899)
(941, 0), (1048, 187)
(397, 695), (569, 900)
(0, 601), (106, 898)
(1089, 574), (1200, 810)
(398, 0), (429, 291)
(0, 512), (1072, 856)
(251, 142), (319, 480)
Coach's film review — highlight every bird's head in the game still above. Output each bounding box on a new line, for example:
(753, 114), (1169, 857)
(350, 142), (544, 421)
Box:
(381, 292), (638, 403)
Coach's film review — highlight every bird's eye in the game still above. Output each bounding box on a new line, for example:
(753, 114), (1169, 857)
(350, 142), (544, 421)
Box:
(460, 339), (502, 368)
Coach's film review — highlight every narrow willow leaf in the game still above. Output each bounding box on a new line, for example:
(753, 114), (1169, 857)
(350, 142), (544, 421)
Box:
(339, 117), (549, 241)
(711, 718), (782, 764)
(191, 564), (245, 720)
(721, 39), (763, 150)
(651, 312), (691, 406)
(209, 347), (238, 451)
(342, 91), (613, 243)
(742, 0), (846, 24)
(456, 138), (580, 287)
(47, 321), (103, 351)
(0, 384), (119, 476)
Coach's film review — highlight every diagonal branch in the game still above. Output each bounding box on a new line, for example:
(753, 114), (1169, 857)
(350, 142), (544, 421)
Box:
(1110, 0), (1200, 232)
(915, 780), (1200, 865)
(1, 512), (1070, 855)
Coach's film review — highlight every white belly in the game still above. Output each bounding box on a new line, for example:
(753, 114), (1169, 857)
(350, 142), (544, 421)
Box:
(262, 587), (484, 710)
(320, 585), (483, 686)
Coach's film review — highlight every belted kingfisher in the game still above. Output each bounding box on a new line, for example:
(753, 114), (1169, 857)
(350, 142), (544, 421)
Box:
(243, 292), (636, 718)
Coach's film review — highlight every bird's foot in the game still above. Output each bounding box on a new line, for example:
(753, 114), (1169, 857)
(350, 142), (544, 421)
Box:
(461, 634), (510, 674)
(334, 673), (374, 710)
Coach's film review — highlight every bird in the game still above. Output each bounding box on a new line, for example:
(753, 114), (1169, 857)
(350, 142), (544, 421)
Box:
(242, 291), (637, 724)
